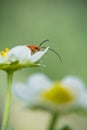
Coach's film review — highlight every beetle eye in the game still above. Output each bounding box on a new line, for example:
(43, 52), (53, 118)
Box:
(35, 47), (38, 49)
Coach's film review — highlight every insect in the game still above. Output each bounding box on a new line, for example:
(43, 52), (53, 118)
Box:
(27, 40), (62, 62)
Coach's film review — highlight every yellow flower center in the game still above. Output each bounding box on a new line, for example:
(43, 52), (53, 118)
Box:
(0, 48), (9, 57)
(41, 82), (74, 104)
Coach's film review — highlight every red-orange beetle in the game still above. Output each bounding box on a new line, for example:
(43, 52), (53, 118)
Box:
(27, 40), (62, 62)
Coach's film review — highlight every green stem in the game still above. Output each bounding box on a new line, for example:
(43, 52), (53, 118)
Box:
(47, 112), (58, 130)
(1, 71), (13, 130)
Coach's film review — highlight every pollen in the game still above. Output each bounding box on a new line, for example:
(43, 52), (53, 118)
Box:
(41, 82), (74, 104)
(0, 48), (9, 57)
(1, 51), (6, 57)
(5, 48), (9, 53)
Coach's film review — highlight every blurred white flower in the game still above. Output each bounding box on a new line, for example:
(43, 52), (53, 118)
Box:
(13, 73), (87, 114)
(0, 46), (49, 71)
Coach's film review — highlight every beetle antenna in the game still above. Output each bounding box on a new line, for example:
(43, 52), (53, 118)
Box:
(39, 40), (50, 47)
(41, 46), (62, 62)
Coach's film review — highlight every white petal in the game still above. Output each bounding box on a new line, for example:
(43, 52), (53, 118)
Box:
(61, 76), (86, 97)
(6, 46), (31, 63)
(78, 91), (87, 109)
(13, 73), (52, 104)
(27, 73), (52, 95)
(28, 73), (52, 88)
(13, 83), (32, 102)
(0, 55), (5, 63)
(30, 47), (49, 62)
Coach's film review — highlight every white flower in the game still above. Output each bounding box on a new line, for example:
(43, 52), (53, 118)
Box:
(0, 46), (49, 71)
(13, 73), (87, 114)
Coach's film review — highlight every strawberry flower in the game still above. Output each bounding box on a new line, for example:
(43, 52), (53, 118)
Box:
(0, 46), (49, 71)
(13, 73), (87, 114)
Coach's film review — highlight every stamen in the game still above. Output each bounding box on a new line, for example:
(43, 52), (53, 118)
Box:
(5, 48), (9, 52)
(1, 51), (6, 57)
(0, 48), (9, 57)
(42, 82), (74, 104)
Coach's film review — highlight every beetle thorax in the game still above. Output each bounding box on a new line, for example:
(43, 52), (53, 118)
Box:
(27, 45), (40, 53)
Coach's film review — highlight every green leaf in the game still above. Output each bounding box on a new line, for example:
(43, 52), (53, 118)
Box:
(58, 125), (72, 130)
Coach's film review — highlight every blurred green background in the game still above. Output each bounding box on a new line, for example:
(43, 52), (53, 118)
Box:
(0, 0), (87, 130)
